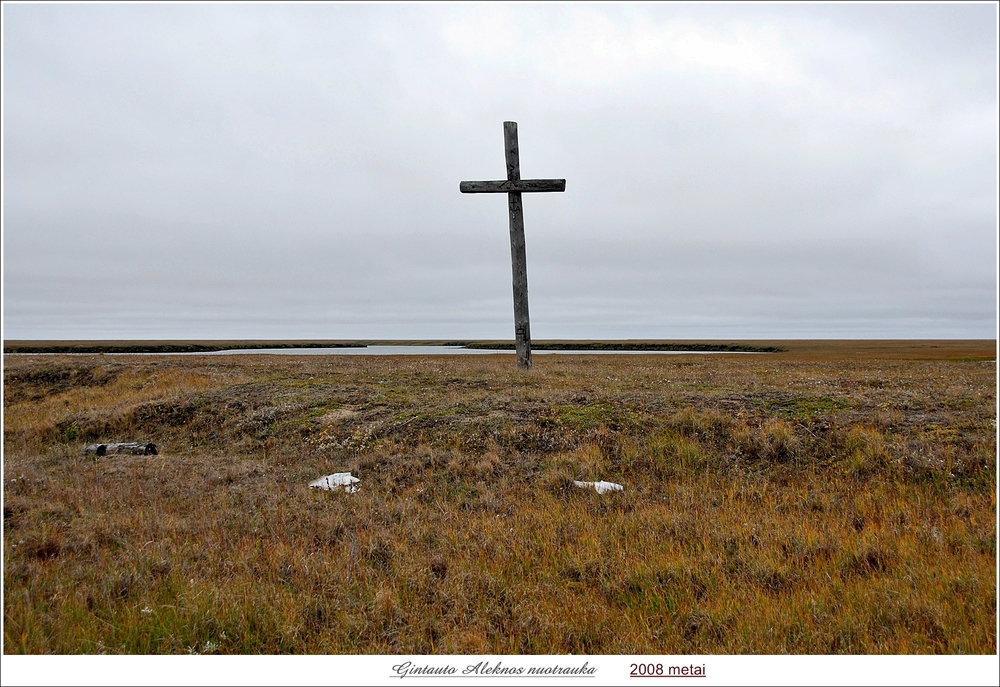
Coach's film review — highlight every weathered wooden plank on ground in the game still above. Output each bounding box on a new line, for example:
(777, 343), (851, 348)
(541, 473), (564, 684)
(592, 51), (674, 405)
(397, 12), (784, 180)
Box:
(83, 442), (158, 456)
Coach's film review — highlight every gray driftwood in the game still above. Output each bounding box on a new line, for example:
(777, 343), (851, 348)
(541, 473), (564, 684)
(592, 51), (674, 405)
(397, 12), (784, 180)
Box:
(460, 121), (566, 370)
(84, 442), (158, 456)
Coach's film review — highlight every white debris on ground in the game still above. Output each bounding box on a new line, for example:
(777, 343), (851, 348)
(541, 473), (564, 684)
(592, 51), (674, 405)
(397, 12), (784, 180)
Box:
(574, 480), (624, 495)
(309, 472), (360, 493)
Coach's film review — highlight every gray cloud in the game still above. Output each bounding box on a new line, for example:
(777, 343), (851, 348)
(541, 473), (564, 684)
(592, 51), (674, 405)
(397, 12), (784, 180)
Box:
(3, 4), (996, 339)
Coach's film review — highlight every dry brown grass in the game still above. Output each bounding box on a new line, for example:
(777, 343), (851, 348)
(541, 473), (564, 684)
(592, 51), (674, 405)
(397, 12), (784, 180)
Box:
(3, 343), (996, 654)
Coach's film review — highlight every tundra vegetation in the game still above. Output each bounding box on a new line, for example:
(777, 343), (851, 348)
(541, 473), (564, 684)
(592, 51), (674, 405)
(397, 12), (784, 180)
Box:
(3, 341), (996, 654)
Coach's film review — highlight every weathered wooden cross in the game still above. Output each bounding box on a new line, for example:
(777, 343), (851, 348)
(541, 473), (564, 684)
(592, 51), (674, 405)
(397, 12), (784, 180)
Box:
(460, 122), (565, 370)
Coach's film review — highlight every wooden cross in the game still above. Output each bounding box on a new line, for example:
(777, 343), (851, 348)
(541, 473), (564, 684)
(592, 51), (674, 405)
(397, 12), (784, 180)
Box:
(460, 121), (565, 370)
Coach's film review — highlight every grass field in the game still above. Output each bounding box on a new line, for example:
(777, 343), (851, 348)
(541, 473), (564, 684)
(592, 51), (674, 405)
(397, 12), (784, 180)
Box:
(3, 341), (996, 654)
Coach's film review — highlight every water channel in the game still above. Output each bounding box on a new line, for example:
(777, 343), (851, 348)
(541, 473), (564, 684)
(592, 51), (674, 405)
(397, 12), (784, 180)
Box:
(206, 346), (756, 356)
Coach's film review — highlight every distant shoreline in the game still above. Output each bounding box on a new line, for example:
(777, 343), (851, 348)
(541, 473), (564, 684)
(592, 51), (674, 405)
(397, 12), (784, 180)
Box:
(2, 341), (367, 354)
(457, 341), (782, 353)
(3, 339), (996, 360)
(3, 340), (781, 354)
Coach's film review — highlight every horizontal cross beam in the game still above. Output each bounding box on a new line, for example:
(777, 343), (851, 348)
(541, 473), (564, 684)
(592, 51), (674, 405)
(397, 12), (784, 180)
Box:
(459, 179), (566, 193)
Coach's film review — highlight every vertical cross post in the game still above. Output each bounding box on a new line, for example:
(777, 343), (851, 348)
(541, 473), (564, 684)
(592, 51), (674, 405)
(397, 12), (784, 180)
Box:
(504, 122), (532, 370)
(460, 122), (565, 370)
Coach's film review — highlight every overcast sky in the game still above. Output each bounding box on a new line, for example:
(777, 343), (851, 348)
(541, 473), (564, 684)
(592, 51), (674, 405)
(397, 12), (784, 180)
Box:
(3, 3), (997, 341)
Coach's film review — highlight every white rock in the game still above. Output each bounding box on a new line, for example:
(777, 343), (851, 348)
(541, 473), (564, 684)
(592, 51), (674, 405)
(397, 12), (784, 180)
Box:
(574, 480), (624, 495)
(309, 472), (360, 493)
